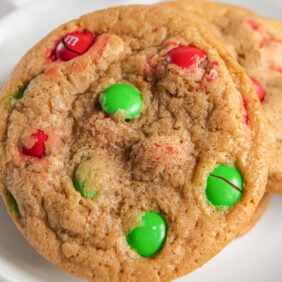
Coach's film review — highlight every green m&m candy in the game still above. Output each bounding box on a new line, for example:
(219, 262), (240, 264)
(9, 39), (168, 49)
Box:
(5, 84), (27, 104)
(205, 164), (243, 209)
(99, 83), (142, 120)
(126, 211), (167, 257)
(6, 190), (20, 218)
(74, 159), (100, 198)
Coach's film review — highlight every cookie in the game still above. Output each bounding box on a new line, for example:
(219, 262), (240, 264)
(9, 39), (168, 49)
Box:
(237, 192), (273, 237)
(168, 0), (282, 194)
(162, 0), (279, 237)
(0, 4), (267, 281)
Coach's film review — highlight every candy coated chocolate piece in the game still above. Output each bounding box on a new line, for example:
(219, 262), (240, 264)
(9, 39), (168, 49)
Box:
(5, 85), (27, 104)
(6, 190), (20, 217)
(74, 159), (99, 198)
(100, 83), (143, 120)
(205, 164), (243, 209)
(242, 99), (250, 126)
(166, 45), (207, 70)
(22, 130), (48, 158)
(126, 211), (167, 257)
(251, 77), (264, 102)
(241, 19), (260, 30)
(56, 31), (96, 61)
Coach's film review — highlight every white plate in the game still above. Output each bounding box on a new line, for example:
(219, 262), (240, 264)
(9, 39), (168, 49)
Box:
(0, 0), (282, 281)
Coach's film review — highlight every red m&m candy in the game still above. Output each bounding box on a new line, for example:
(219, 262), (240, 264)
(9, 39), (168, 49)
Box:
(242, 99), (250, 127)
(166, 45), (207, 71)
(22, 130), (48, 158)
(251, 77), (264, 101)
(241, 19), (260, 31)
(56, 31), (96, 61)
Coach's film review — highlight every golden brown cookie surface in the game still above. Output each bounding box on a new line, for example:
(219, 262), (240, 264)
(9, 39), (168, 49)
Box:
(168, 0), (282, 193)
(237, 192), (273, 237)
(0, 4), (267, 281)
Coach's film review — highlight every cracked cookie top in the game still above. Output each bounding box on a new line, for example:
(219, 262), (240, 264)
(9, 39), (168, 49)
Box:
(0, 4), (267, 281)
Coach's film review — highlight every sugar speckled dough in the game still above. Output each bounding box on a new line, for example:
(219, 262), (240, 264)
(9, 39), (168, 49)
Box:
(0, 4), (267, 281)
(167, 0), (282, 194)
